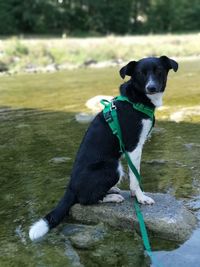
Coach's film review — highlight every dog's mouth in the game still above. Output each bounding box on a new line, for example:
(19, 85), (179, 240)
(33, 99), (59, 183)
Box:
(146, 91), (159, 95)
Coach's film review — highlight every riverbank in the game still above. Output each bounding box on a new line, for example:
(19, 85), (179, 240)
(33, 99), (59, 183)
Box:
(0, 34), (200, 75)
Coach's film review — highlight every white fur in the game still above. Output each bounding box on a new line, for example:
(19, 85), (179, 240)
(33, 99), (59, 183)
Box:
(128, 119), (155, 205)
(102, 193), (124, 203)
(147, 92), (163, 107)
(145, 76), (155, 90)
(108, 186), (121, 194)
(117, 161), (124, 183)
(29, 219), (49, 241)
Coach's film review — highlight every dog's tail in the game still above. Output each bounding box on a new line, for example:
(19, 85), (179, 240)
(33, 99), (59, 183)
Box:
(29, 188), (76, 241)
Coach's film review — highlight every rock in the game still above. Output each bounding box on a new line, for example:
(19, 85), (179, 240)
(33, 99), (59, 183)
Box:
(75, 113), (95, 123)
(70, 191), (197, 242)
(85, 95), (113, 112)
(83, 59), (98, 66)
(143, 159), (167, 165)
(88, 230), (147, 267)
(0, 61), (8, 72)
(184, 143), (200, 149)
(186, 196), (200, 210)
(152, 127), (166, 134)
(62, 223), (147, 265)
(65, 239), (84, 267)
(63, 223), (106, 250)
(45, 64), (59, 72)
(49, 157), (71, 164)
(170, 106), (200, 122)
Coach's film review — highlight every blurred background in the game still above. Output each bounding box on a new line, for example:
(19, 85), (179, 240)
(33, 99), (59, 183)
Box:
(1, 0), (200, 35)
(0, 1), (200, 267)
(0, 0), (200, 73)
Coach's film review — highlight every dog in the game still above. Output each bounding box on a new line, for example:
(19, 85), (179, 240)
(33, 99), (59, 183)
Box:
(29, 56), (178, 241)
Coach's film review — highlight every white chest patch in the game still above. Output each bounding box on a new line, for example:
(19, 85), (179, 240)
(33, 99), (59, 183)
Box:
(147, 92), (163, 107)
(138, 119), (152, 147)
(128, 119), (152, 172)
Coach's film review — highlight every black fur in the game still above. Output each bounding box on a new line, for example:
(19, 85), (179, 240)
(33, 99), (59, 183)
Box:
(44, 56), (178, 229)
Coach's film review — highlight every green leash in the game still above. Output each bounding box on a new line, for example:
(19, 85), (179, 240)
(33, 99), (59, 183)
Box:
(101, 96), (162, 267)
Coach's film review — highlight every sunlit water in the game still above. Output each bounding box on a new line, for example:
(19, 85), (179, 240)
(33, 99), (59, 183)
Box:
(0, 62), (200, 266)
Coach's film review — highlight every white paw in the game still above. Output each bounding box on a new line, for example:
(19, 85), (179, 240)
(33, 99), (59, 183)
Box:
(137, 194), (155, 205)
(108, 186), (121, 194)
(102, 193), (124, 203)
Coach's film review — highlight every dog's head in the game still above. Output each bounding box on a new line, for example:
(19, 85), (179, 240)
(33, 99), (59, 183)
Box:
(119, 56), (178, 104)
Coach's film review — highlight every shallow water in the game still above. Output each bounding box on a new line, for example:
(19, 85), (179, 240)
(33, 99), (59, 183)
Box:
(0, 61), (200, 266)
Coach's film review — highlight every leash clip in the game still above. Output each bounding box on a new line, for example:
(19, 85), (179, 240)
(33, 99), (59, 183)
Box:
(110, 101), (117, 111)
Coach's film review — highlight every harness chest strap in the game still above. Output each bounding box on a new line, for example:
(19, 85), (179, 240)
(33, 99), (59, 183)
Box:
(100, 96), (162, 267)
(100, 96), (155, 185)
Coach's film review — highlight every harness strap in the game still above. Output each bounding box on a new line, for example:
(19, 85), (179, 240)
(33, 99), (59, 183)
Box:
(101, 96), (162, 267)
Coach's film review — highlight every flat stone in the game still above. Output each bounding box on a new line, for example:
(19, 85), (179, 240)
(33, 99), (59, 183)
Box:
(63, 223), (106, 250)
(49, 157), (71, 164)
(70, 191), (197, 242)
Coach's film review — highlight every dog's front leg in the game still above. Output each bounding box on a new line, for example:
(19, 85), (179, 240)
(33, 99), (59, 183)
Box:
(128, 149), (155, 205)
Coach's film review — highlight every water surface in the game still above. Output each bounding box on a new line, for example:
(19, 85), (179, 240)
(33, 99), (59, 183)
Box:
(0, 61), (200, 266)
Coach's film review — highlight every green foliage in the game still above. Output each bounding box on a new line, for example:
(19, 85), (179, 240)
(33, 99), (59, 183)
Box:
(0, 0), (199, 35)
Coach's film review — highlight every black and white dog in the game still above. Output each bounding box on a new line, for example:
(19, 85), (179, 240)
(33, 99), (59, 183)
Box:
(29, 56), (178, 241)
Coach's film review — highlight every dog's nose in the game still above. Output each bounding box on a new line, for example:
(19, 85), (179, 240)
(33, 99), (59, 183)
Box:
(146, 85), (157, 94)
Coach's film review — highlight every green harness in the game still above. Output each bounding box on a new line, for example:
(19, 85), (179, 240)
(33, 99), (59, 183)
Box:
(101, 95), (161, 267)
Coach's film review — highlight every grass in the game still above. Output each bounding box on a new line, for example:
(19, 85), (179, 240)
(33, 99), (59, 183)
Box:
(0, 34), (200, 73)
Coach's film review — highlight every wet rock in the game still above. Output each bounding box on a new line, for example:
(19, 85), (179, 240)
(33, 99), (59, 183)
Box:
(152, 127), (166, 134)
(184, 143), (200, 149)
(49, 157), (71, 164)
(170, 106), (200, 122)
(186, 196), (200, 211)
(45, 64), (59, 72)
(15, 123), (30, 128)
(65, 239), (84, 267)
(88, 230), (147, 267)
(85, 95), (113, 113)
(75, 113), (95, 123)
(15, 225), (27, 245)
(83, 59), (98, 66)
(0, 61), (8, 72)
(143, 159), (167, 165)
(63, 223), (106, 250)
(70, 191), (197, 242)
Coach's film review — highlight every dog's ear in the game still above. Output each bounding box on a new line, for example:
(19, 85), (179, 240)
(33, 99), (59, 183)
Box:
(119, 61), (137, 79)
(160, 56), (178, 72)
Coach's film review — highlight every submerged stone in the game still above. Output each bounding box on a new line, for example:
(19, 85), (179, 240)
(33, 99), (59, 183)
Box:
(63, 223), (106, 250)
(65, 239), (84, 267)
(75, 113), (95, 123)
(49, 157), (71, 163)
(62, 223), (147, 266)
(70, 191), (197, 242)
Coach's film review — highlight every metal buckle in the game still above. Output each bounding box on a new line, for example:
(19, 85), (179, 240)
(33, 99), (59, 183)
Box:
(104, 111), (112, 122)
(110, 101), (117, 110)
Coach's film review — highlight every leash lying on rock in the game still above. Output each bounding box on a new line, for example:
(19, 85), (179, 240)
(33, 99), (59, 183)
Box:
(101, 95), (162, 267)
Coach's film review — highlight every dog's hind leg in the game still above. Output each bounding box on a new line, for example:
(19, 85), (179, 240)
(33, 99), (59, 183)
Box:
(108, 186), (121, 194)
(108, 161), (124, 194)
(101, 193), (124, 203)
